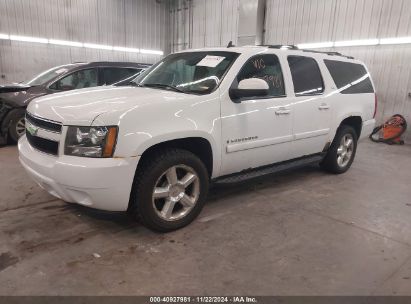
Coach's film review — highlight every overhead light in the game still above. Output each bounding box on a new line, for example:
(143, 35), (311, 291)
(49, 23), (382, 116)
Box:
(140, 49), (164, 55)
(113, 46), (140, 53)
(49, 39), (83, 47)
(380, 37), (411, 45)
(297, 42), (334, 49)
(1, 33), (163, 55)
(84, 43), (113, 50)
(334, 39), (379, 47)
(9, 35), (48, 44)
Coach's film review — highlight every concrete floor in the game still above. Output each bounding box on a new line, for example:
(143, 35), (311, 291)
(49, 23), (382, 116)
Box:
(0, 141), (411, 295)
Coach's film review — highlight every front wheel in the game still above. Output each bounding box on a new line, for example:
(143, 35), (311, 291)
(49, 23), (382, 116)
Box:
(129, 149), (209, 232)
(320, 125), (358, 174)
(7, 109), (26, 143)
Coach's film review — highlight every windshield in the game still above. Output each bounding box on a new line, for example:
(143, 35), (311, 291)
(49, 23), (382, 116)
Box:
(132, 51), (239, 94)
(26, 65), (72, 86)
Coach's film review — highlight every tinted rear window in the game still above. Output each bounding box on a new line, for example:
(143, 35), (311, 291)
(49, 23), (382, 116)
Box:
(324, 60), (374, 94)
(288, 56), (324, 96)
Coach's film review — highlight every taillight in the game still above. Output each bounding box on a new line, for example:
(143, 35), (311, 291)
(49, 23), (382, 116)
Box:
(373, 94), (378, 118)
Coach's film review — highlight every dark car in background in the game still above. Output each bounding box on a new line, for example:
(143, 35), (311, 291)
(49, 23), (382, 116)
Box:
(0, 61), (151, 144)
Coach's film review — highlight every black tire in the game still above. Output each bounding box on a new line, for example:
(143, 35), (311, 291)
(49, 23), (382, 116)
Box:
(320, 125), (358, 174)
(128, 148), (209, 232)
(7, 109), (26, 143)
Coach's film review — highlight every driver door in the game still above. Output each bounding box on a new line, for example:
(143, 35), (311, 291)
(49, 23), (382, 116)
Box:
(220, 54), (293, 176)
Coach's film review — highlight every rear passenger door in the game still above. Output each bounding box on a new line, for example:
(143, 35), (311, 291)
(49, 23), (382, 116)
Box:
(287, 56), (331, 158)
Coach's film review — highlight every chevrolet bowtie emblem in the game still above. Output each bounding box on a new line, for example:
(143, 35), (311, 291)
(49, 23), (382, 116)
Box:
(26, 122), (39, 136)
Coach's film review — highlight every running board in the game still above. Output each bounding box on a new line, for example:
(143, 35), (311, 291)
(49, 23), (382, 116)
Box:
(214, 154), (324, 184)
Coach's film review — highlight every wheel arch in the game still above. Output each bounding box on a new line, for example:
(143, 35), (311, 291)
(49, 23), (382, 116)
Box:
(136, 136), (215, 178)
(339, 115), (362, 139)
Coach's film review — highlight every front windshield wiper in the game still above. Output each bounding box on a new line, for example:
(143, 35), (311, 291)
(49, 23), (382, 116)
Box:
(139, 83), (187, 94)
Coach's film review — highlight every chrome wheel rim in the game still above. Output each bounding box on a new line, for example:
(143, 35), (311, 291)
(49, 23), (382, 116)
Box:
(337, 134), (354, 168)
(152, 164), (200, 221)
(16, 117), (26, 137)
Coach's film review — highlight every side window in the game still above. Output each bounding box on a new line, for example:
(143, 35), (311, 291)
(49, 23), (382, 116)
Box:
(235, 54), (285, 98)
(324, 60), (374, 94)
(49, 69), (98, 91)
(102, 68), (141, 85)
(287, 56), (324, 96)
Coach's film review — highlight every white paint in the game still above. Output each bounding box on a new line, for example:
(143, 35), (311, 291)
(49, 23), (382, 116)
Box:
(237, 78), (269, 90)
(18, 46), (376, 212)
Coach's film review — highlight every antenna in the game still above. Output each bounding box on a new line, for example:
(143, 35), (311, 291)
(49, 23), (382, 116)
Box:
(227, 41), (234, 48)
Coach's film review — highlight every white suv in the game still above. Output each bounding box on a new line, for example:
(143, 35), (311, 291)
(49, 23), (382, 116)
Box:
(18, 46), (376, 231)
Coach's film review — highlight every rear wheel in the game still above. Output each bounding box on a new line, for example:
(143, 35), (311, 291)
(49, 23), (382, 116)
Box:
(129, 149), (209, 232)
(321, 125), (358, 174)
(7, 109), (26, 143)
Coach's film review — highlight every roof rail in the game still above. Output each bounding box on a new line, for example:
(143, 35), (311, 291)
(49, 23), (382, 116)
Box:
(255, 44), (355, 59)
(301, 49), (354, 59)
(258, 44), (299, 50)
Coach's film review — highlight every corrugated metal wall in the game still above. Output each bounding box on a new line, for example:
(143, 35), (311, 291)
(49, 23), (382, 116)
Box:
(170, 0), (239, 52)
(264, 0), (411, 141)
(171, 0), (411, 141)
(0, 0), (170, 84)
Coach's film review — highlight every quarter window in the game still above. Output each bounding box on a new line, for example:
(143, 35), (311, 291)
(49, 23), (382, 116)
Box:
(324, 60), (374, 94)
(235, 54), (285, 98)
(49, 69), (98, 91)
(287, 56), (324, 96)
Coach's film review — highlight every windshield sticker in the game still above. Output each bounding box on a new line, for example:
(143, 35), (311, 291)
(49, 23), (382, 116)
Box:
(55, 68), (68, 74)
(196, 55), (225, 68)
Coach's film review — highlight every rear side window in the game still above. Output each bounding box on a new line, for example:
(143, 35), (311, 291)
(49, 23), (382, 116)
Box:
(324, 60), (374, 94)
(49, 68), (98, 91)
(287, 56), (324, 96)
(235, 54), (285, 98)
(102, 68), (141, 85)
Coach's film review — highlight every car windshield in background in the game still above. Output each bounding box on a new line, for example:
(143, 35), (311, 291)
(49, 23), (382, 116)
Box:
(26, 65), (72, 86)
(133, 51), (239, 94)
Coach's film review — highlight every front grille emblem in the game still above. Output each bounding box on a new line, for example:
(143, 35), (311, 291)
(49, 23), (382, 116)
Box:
(26, 122), (39, 136)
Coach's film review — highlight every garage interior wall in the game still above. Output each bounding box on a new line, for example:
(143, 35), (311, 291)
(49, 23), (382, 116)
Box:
(171, 0), (411, 142)
(0, 0), (170, 84)
(170, 0), (239, 52)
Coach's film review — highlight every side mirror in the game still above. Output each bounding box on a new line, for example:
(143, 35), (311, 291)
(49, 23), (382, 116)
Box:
(229, 78), (269, 102)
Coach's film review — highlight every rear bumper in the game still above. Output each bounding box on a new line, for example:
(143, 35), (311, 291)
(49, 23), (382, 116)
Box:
(18, 135), (139, 211)
(360, 119), (376, 141)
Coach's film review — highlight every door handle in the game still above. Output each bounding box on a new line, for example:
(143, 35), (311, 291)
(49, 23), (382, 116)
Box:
(275, 107), (291, 115)
(318, 103), (330, 110)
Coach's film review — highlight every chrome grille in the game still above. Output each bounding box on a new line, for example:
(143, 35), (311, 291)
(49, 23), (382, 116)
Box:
(26, 112), (62, 133)
(25, 112), (62, 155)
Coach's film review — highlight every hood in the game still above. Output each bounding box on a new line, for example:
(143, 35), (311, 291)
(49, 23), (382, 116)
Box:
(0, 85), (46, 107)
(27, 86), (189, 125)
(0, 83), (30, 93)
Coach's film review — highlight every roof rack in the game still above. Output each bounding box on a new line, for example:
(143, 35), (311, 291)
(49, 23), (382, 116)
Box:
(301, 49), (354, 59)
(258, 44), (299, 50)
(255, 44), (355, 59)
(263, 45), (355, 59)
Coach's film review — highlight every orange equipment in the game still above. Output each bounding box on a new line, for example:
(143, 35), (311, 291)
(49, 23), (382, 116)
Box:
(370, 114), (407, 145)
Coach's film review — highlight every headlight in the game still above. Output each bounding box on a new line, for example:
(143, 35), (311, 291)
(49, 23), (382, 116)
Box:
(65, 126), (118, 158)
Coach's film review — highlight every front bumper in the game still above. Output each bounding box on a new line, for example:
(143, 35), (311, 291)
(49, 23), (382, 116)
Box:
(18, 135), (139, 211)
